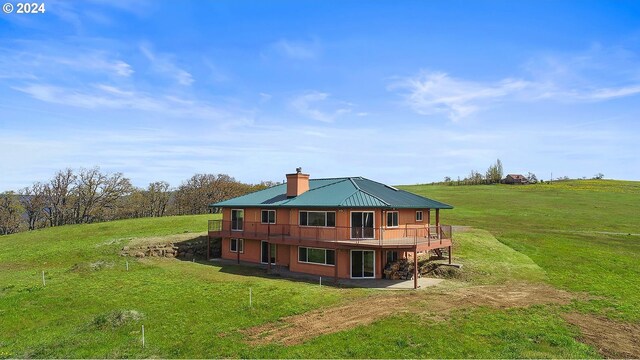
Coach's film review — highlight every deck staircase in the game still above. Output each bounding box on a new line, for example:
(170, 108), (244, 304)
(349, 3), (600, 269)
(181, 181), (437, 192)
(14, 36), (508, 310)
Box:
(431, 247), (449, 260)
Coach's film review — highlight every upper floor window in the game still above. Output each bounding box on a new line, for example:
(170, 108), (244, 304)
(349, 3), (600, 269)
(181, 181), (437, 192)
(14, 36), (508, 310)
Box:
(299, 211), (336, 227)
(416, 211), (423, 221)
(231, 209), (244, 231)
(261, 209), (276, 224)
(387, 211), (399, 227)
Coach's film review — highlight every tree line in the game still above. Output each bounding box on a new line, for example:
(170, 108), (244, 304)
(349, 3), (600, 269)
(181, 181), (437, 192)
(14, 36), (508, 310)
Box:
(0, 167), (276, 235)
(436, 159), (605, 186)
(439, 159), (540, 186)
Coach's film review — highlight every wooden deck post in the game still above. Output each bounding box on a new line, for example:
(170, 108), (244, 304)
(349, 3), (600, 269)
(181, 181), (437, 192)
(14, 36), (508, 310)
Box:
(380, 250), (384, 278)
(427, 209), (432, 239)
(413, 247), (418, 290)
(436, 209), (441, 242)
(206, 235), (210, 261)
(334, 249), (339, 283)
(448, 246), (452, 265)
(267, 241), (271, 273)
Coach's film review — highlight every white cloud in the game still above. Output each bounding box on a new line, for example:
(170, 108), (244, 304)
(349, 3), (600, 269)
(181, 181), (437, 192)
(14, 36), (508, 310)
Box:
(0, 45), (133, 79)
(390, 71), (530, 121)
(290, 91), (351, 122)
(572, 85), (640, 100)
(259, 92), (272, 103)
(13, 83), (250, 123)
(392, 69), (640, 121)
(56, 55), (134, 77)
(272, 39), (320, 60)
(140, 45), (194, 86)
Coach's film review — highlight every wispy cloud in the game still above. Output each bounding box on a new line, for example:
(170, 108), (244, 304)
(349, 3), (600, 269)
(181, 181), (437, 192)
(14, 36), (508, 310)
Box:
(0, 45), (133, 80)
(272, 38), (321, 60)
(392, 70), (640, 121)
(13, 83), (250, 123)
(259, 92), (272, 103)
(290, 91), (351, 122)
(391, 44), (640, 121)
(140, 45), (194, 86)
(390, 71), (529, 121)
(54, 54), (134, 77)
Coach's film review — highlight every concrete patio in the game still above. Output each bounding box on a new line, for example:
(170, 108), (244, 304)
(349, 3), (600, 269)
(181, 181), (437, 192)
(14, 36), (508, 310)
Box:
(207, 258), (444, 290)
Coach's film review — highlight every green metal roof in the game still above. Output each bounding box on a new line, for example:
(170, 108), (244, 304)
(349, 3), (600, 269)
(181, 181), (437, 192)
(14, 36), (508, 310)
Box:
(210, 177), (453, 209)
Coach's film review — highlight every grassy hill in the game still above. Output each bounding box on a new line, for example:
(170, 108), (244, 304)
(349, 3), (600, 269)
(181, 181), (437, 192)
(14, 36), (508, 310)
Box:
(401, 180), (640, 322)
(0, 179), (638, 358)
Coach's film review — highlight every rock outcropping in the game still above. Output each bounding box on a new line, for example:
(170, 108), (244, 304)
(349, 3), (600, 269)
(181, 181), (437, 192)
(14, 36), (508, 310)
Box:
(120, 236), (208, 259)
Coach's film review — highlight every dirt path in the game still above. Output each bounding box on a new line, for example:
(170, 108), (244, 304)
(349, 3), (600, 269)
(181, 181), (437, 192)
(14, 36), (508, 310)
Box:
(562, 312), (640, 359)
(243, 283), (575, 346)
(243, 293), (411, 346)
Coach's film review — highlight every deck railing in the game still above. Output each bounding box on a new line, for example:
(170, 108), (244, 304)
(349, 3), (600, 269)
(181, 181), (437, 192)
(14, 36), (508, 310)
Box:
(207, 219), (452, 246)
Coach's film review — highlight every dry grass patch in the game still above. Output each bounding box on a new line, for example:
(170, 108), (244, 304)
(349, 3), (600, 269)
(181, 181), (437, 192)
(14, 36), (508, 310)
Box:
(562, 312), (640, 359)
(243, 283), (577, 346)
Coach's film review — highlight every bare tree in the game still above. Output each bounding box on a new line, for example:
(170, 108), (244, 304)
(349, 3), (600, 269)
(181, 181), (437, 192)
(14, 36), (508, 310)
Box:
(115, 188), (148, 219)
(0, 192), (24, 235)
(465, 170), (484, 185)
(174, 174), (255, 215)
(44, 169), (76, 227)
(20, 182), (47, 230)
(73, 167), (133, 223)
(146, 181), (171, 217)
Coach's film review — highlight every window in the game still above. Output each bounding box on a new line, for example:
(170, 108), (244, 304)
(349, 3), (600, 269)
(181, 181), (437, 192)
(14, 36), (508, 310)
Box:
(416, 211), (423, 221)
(230, 238), (244, 253)
(298, 247), (335, 266)
(299, 211), (336, 227)
(386, 251), (398, 264)
(387, 211), (399, 227)
(231, 209), (244, 231)
(261, 209), (276, 224)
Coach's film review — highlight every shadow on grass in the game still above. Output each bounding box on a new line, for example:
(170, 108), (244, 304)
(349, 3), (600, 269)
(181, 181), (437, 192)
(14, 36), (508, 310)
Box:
(180, 255), (346, 288)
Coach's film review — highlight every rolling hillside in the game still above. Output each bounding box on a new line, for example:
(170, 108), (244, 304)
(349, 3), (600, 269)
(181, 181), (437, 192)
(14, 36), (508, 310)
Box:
(0, 180), (638, 358)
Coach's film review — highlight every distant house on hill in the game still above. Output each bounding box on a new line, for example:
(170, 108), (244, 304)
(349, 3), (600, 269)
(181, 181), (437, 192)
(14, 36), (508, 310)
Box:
(502, 174), (529, 184)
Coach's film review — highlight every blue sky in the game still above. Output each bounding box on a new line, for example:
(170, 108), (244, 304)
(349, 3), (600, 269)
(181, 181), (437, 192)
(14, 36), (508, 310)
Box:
(1, 0), (639, 190)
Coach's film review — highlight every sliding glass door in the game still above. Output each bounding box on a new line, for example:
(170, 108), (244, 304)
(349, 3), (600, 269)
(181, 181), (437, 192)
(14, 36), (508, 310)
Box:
(261, 241), (276, 265)
(351, 250), (375, 278)
(351, 211), (374, 239)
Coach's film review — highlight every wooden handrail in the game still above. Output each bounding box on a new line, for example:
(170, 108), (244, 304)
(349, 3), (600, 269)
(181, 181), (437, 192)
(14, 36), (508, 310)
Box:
(207, 219), (453, 245)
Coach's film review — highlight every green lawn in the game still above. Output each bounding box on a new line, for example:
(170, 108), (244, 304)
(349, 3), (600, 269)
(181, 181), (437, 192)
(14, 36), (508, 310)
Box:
(0, 215), (366, 358)
(0, 179), (638, 358)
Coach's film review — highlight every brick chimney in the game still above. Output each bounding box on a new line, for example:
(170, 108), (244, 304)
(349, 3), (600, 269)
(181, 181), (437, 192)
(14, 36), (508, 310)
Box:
(286, 167), (310, 197)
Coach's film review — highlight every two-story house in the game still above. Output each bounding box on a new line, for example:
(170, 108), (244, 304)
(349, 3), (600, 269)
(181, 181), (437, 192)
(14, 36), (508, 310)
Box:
(207, 169), (453, 288)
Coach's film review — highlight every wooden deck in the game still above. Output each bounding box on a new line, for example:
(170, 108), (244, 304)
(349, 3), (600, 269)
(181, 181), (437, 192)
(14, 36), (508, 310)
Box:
(208, 222), (452, 250)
